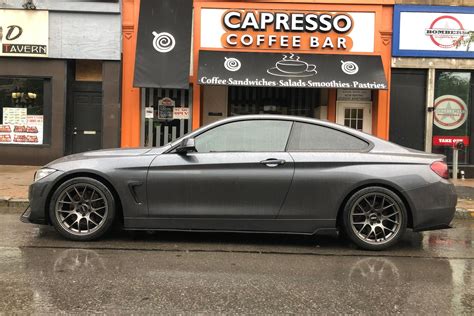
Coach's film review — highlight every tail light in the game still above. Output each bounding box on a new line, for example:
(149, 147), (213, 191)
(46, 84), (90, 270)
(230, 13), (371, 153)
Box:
(430, 161), (449, 179)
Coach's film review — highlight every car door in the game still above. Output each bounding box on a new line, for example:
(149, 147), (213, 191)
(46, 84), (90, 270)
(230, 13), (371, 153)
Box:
(279, 122), (371, 222)
(147, 119), (295, 220)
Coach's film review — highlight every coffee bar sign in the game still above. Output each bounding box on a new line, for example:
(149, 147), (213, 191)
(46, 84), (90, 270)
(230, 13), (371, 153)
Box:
(0, 9), (48, 57)
(200, 8), (375, 52)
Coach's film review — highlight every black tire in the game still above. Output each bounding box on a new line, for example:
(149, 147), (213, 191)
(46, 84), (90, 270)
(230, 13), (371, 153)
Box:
(49, 177), (116, 241)
(342, 186), (407, 251)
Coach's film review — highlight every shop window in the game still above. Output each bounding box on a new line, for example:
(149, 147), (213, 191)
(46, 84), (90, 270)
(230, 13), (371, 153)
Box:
(287, 122), (369, 152)
(228, 86), (320, 117)
(0, 77), (50, 145)
(344, 108), (364, 131)
(432, 71), (472, 165)
(195, 120), (292, 153)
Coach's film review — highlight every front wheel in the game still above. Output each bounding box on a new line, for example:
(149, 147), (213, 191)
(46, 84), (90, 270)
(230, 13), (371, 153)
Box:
(342, 187), (407, 251)
(49, 177), (116, 241)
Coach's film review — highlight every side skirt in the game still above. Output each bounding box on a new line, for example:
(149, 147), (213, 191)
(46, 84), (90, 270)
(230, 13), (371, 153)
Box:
(123, 218), (336, 235)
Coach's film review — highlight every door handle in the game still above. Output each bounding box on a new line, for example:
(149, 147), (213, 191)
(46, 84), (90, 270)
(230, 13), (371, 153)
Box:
(260, 158), (286, 167)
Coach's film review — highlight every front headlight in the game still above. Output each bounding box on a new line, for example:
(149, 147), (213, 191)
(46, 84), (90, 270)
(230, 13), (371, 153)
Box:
(34, 168), (57, 182)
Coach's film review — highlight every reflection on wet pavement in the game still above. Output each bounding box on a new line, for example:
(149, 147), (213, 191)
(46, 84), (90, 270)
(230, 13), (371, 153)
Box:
(0, 214), (473, 313)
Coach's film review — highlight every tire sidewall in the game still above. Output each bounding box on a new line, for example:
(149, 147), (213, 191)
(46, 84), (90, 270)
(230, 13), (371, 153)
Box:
(49, 177), (116, 241)
(342, 186), (407, 251)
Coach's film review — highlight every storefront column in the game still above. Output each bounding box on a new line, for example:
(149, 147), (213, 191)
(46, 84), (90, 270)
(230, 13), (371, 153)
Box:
(192, 84), (201, 130)
(327, 89), (337, 122)
(425, 68), (436, 153)
(121, 0), (141, 147)
(374, 27), (393, 140)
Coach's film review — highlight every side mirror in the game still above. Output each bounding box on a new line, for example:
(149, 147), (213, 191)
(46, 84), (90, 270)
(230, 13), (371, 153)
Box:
(176, 138), (196, 154)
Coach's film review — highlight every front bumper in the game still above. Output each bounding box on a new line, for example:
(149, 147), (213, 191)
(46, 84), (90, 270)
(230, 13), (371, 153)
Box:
(21, 171), (64, 225)
(20, 207), (32, 223)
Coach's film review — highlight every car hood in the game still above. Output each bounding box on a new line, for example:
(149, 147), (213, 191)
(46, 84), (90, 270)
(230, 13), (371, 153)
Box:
(45, 148), (155, 169)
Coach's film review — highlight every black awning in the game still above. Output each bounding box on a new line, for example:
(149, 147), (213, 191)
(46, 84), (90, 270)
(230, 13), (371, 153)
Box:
(133, 0), (193, 89)
(198, 51), (388, 90)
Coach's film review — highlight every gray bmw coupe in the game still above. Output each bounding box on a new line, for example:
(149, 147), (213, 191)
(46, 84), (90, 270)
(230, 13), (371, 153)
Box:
(22, 115), (457, 250)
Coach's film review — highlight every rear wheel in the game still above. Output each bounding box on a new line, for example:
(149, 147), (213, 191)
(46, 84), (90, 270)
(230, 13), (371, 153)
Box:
(342, 187), (407, 250)
(49, 177), (116, 241)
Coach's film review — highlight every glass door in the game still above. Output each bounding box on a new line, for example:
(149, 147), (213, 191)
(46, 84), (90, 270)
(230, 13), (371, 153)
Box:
(336, 101), (372, 134)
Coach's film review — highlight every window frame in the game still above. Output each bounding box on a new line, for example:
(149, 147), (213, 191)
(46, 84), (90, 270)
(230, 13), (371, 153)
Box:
(167, 118), (294, 154)
(0, 75), (52, 147)
(285, 121), (373, 153)
(165, 118), (374, 155)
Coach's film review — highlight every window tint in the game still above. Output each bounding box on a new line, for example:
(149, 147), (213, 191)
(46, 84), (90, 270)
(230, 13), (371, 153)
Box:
(195, 120), (292, 153)
(287, 122), (369, 151)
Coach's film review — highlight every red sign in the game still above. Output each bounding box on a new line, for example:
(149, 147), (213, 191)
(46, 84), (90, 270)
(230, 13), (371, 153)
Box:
(433, 136), (470, 147)
(425, 15), (468, 49)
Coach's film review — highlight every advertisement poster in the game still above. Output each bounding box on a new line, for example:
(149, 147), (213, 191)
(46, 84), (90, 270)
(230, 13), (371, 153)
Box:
(0, 113), (43, 145)
(158, 97), (175, 119)
(432, 94), (470, 147)
(173, 107), (190, 119)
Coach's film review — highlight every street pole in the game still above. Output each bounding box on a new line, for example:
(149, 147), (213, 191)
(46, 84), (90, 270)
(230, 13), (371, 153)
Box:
(453, 148), (459, 180)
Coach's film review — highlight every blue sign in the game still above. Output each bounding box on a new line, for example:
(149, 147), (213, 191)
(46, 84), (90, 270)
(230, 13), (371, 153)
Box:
(393, 5), (474, 58)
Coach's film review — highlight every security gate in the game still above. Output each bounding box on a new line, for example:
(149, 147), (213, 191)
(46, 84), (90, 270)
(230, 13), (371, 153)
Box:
(141, 87), (192, 147)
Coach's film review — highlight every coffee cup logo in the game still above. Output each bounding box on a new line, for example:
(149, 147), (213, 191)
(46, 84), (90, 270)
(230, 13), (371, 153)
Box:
(267, 53), (317, 77)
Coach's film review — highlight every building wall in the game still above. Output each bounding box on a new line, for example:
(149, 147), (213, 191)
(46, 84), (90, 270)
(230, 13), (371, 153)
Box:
(49, 13), (121, 60)
(120, 0), (398, 147)
(0, 1), (122, 164)
(0, 58), (66, 165)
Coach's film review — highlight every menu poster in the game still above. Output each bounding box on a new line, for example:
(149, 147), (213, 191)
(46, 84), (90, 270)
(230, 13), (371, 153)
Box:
(0, 113), (43, 145)
(158, 105), (173, 119)
(3, 107), (27, 125)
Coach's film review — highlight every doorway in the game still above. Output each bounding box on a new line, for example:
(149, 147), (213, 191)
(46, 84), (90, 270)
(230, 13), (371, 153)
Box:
(69, 82), (103, 153)
(336, 101), (372, 134)
(390, 69), (427, 151)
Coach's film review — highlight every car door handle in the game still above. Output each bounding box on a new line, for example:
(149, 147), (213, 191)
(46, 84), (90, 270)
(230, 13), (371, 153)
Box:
(260, 158), (286, 167)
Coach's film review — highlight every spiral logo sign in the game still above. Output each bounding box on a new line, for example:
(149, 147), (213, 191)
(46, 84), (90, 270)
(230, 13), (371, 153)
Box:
(152, 31), (175, 53)
(341, 60), (359, 75)
(224, 57), (241, 72)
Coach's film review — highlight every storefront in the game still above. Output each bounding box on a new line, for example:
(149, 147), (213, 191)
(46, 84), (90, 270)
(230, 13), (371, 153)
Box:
(124, 0), (394, 148)
(0, 2), (121, 165)
(391, 5), (474, 177)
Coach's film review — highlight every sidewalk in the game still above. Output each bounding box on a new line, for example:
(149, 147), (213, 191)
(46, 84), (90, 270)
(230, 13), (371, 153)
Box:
(0, 165), (473, 218)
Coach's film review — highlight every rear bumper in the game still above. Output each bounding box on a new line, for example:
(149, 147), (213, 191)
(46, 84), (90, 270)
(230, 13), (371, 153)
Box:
(405, 180), (457, 232)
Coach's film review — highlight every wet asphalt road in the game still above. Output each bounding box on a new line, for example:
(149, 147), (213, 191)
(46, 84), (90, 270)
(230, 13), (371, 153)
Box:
(1, 212), (473, 314)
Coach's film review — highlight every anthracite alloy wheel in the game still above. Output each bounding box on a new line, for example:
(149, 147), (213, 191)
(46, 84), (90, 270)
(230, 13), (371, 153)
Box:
(342, 187), (407, 250)
(49, 177), (116, 241)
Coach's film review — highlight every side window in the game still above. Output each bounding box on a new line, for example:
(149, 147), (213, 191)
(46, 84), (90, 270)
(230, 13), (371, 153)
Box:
(287, 122), (369, 151)
(195, 120), (292, 153)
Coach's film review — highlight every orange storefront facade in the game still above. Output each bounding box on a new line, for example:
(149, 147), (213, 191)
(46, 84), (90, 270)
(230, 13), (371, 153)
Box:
(121, 0), (394, 148)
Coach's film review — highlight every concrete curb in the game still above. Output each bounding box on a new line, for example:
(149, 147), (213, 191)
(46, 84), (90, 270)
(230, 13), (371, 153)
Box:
(1, 196), (473, 220)
(455, 208), (474, 220)
(0, 197), (29, 212)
